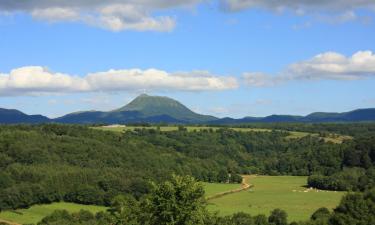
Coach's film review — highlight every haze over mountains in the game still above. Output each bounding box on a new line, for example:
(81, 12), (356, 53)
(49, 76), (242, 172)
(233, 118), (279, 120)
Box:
(0, 94), (375, 124)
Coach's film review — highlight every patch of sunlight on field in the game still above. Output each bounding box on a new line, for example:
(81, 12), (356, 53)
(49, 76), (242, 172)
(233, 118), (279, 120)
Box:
(0, 202), (107, 225)
(203, 182), (242, 197)
(207, 176), (345, 222)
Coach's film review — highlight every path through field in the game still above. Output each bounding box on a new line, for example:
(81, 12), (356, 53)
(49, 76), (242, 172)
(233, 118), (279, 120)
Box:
(206, 175), (253, 200)
(0, 218), (21, 225)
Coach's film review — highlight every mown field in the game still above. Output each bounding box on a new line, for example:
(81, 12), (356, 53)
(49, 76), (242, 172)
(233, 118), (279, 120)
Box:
(93, 126), (351, 143)
(0, 176), (345, 224)
(203, 182), (242, 197)
(0, 202), (107, 225)
(206, 176), (345, 222)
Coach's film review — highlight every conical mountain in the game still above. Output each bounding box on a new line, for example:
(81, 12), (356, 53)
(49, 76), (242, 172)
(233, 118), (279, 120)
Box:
(114, 94), (215, 122)
(55, 94), (216, 124)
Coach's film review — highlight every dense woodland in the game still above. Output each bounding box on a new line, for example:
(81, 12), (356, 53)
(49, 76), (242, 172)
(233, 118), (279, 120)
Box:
(0, 123), (374, 224)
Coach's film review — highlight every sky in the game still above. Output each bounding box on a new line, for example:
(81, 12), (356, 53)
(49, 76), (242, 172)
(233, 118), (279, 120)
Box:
(0, 0), (375, 119)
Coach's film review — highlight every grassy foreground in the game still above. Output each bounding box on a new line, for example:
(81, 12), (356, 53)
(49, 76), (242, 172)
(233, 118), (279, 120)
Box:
(206, 176), (345, 222)
(0, 202), (107, 225)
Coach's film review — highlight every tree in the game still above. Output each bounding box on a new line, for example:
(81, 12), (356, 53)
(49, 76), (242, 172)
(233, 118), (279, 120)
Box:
(217, 170), (229, 183)
(148, 175), (206, 225)
(254, 214), (269, 225)
(311, 207), (330, 221)
(268, 209), (287, 225)
(109, 195), (141, 225)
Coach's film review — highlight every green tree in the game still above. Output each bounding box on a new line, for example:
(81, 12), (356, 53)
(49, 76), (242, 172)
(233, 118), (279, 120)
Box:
(148, 175), (206, 225)
(268, 209), (287, 225)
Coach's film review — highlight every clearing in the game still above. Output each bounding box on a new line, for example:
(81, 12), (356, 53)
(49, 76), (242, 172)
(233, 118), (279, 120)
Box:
(0, 202), (107, 225)
(205, 176), (345, 222)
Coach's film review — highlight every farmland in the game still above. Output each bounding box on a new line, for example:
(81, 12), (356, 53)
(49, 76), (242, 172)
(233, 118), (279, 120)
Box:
(206, 176), (345, 222)
(0, 202), (106, 225)
(93, 125), (351, 143)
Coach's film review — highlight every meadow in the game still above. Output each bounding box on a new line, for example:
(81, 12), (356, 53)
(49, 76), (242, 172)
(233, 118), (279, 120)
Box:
(93, 125), (351, 143)
(203, 182), (243, 198)
(0, 202), (107, 225)
(0, 176), (346, 224)
(206, 176), (345, 222)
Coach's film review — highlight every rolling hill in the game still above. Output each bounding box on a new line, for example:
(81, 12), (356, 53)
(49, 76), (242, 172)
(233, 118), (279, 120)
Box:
(1, 95), (375, 124)
(0, 108), (50, 124)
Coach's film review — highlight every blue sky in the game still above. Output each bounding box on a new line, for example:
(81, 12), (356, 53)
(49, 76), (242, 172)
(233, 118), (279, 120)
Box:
(0, 1), (375, 118)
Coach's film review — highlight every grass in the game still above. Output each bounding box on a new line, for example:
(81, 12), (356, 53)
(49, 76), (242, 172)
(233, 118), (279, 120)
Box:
(93, 126), (350, 143)
(0, 202), (107, 225)
(203, 182), (243, 197)
(206, 176), (345, 222)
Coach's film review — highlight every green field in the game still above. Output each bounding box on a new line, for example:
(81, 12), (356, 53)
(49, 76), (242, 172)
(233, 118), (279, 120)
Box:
(203, 182), (242, 197)
(0, 177), (345, 224)
(0, 202), (107, 225)
(206, 176), (345, 222)
(93, 125), (351, 143)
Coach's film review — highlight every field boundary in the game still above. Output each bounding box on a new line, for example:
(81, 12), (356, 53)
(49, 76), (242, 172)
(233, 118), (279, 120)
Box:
(206, 175), (253, 201)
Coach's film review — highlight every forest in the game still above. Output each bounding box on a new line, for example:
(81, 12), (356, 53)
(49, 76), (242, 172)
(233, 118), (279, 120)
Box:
(0, 123), (374, 224)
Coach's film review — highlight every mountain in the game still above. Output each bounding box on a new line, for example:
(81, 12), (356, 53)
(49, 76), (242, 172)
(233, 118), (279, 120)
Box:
(303, 108), (375, 122)
(1, 95), (375, 124)
(0, 108), (50, 124)
(211, 108), (375, 124)
(55, 94), (216, 124)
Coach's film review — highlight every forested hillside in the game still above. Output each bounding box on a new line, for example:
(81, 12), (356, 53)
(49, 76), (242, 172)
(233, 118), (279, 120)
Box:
(1, 124), (375, 212)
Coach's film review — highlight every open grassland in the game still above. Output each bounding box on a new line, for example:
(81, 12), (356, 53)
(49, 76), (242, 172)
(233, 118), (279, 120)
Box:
(0, 202), (107, 225)
(93, 126), (351, 143)
(203, 182), (243, 198)
(206, 176), (345, 222)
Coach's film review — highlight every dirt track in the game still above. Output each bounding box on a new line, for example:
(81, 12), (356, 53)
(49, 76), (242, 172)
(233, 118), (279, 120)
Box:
(206, 175), (253, 201)
(0, 218), (21, 225)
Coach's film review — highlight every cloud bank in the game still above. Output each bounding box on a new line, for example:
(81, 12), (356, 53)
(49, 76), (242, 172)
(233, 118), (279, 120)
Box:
(221, 0), (375, 24)
(221, 0), (375, 12)
(1, 1), (374, 31)
(243, 50), (375, 87)
(0, 0), (203, 31)
(0, 66), (238, 96)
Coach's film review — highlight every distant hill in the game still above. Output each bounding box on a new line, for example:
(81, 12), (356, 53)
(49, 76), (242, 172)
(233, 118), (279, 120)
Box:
(1, 95), (375, 124)
(211, 108), (375, 124)
(0, 108), (50, 124)
(55, 94), (216, 124)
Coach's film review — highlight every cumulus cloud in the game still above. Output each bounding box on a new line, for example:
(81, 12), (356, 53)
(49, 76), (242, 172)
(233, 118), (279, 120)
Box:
(243, 50), (375, 87)
(0, 66), (238, 96)
(0, 0), (201, 31)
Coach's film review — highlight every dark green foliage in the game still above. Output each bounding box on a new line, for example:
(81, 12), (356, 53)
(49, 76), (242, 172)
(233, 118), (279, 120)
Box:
(311, 208), (330, 221)
(308, 136), (375, 191)
(1, 123), (375, 210)
(268, 209), (288, 225)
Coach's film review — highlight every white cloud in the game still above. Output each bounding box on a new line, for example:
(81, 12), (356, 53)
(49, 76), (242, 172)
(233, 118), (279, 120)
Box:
(0, 0), (201, 31)
(0, 66), (238, 96)
(221, 0), (375, 12)
(31, 7), (81, 22)
(221, 0), (375, 23)
(243, 50), (375, 87)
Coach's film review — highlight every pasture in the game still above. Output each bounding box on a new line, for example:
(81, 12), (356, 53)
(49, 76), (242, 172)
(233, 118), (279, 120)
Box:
(203, 182), (243, 198)
(93, 125), (351, 143)
(206, 176), (345, 222)
(0, 202), (107, 225)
